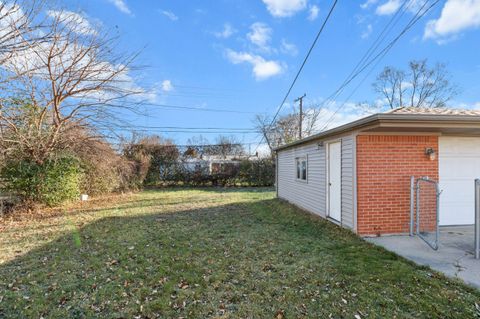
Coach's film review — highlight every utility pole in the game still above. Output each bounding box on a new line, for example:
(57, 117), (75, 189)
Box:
(295, 94), (306, 139)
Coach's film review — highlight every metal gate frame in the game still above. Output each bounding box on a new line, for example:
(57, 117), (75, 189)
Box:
(410, 176), (441, 250)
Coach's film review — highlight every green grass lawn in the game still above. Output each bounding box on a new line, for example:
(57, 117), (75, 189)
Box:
(1, 188), (479, 318)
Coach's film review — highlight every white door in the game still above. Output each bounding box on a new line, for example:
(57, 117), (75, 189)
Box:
(439, 137), (480, 225)
(328, 141), (342, 221)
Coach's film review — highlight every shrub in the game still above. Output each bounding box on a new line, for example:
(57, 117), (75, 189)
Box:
(1, 156), (83, 206)
(238, 159), (275, 186)
(75, 141), (126, 196)
(80, 161), (120, 196)
(145, 144), (180, 185)
(122, 142), (152, 189)
(174, 164), (212, 186)
(149, 159), (275, 187)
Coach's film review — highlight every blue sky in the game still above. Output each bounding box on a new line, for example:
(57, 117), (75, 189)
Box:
(61, 0), (480, 150)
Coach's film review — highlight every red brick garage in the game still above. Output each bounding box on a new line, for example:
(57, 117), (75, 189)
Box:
(356, 135), (438, 236)
(275, 107), (480, 236)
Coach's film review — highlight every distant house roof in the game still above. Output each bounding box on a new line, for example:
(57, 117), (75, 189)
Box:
(275, 107), (480, 151)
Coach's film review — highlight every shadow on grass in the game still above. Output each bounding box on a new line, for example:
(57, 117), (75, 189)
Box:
(1, 198), (479, 318)
(142, 186), (275, 194)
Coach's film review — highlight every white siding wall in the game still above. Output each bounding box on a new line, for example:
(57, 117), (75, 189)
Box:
(278, 142), (326, 217)
(277, 134), (355, 231)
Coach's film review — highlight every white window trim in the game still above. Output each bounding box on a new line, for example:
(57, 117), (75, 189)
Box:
(295, 156), (308, 183)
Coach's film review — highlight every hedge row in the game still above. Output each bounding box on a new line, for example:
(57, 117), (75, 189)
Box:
(147, 158), (275, 187)
(0, 156), (275, 207)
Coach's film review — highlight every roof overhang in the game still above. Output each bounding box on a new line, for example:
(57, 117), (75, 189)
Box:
(275, 113), (480, 152)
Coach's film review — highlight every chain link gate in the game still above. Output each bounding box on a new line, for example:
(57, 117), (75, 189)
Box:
(410, 177), (441, 250)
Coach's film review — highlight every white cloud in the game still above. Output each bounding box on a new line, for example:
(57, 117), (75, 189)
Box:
(375, 0), (424, 16)
(214, 23), (236, 39)
(161, 80), (174, 92)
(160, 10), (178, 21)
(361, 24), (373, 39)
(308, 5), (319, 21)
(225, 49), (283, 80)
(247, 22), (272, 51)
(262, 0), (307, 17)
(424, 0), (480, 41)
(107, 0), (132, 15)
(280, 39), (298, 56)
(375, 0), (402, 15)
(361, 0), (379, 9)
(47, 10), (97, 36)
(317, 102), (378, 131)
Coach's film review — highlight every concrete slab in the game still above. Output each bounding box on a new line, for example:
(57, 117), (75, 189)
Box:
(366, 226), (480, 288)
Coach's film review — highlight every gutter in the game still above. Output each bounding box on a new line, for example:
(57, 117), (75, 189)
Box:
(274, 114), (380, 151)
(274, 113), (480, 152)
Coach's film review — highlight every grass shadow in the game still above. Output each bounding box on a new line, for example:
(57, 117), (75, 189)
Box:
(1, 196), (479, 318)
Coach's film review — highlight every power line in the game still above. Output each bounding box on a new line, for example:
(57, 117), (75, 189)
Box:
(108, 141), (261, 147)
(103, 129), (259, 134)
(321, 0), (439, 130)
(320, 0), (411, 108)
(269, 0), (338, 124)
(144, 102), (257, 114)
(255, 0), (339, 151)
(319, 0), (440, 131)
(152, 93), (242, 100)
(102, 125), (256, 130)
(96, 125), (259, 134)
(169, 84), (249, 93)
(314, 0), (413, 130)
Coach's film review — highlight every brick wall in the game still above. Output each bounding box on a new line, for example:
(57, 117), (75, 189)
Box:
(356, 135), (438, 236)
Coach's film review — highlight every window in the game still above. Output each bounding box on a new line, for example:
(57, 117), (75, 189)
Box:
(296, 157), (307, 181)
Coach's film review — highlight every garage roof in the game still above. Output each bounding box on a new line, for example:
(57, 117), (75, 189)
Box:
(275, 107), (480, 151)
(387, 107), (480, 116)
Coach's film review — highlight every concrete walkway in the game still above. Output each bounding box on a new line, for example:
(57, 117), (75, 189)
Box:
(366, 226), (480, 288)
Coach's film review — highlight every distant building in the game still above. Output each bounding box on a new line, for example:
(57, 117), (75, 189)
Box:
(181, 155), (248, 175)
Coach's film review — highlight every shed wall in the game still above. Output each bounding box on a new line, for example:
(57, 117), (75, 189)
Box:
(277, 134), (355, 230)
(277, 142), (326, 217)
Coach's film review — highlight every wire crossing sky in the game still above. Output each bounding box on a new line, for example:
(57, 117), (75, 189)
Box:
(63, 0), (480, 153)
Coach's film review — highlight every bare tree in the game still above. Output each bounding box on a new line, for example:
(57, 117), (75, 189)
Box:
(0, 7), (143, 164)
(206, 135), (245, 159)
(255, 105), (322, 153)
(0, 1), (46, 66)
(373, 60), (458, 109)
(184, 135), (210, 158)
